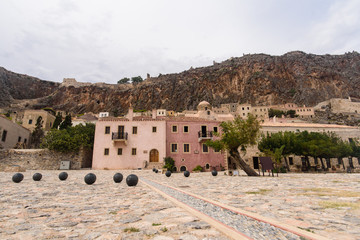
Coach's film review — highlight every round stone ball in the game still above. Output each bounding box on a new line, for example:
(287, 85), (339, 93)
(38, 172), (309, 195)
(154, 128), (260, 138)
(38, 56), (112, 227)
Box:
(184, 171), (190, 177)
(165, 170), (171, 177)
(211, 170), (218, 176)
(126, 174), (139, 187)
(152, 168), (156, 172)
(84, 173), (96, 185)
(155, 169), (159, 173)
(113, 173), (123, 183)
(33, 173), (42, 181)
(59, 172), (68, 181)
(12, 173), (24, 183)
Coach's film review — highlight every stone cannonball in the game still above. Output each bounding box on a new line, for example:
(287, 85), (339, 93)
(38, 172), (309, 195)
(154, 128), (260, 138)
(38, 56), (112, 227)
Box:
(12, 173), (24, 183)
(184, 171), (190, 177)
(84, 173), (97, 185)
(33, 173), (42, 181)
(165, 170), (171, 177)
(152, 168), (156, 172)
(211, 170), (218, 176)
(126, 174), (139, 187)
(113, 173), (123, 183)
(59, 172), (68, 181)
(155, 169), (159, 173)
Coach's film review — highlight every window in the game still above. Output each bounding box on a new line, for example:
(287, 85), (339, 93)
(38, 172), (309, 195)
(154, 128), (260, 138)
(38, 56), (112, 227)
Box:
(242, 107), (244, 110)
(214, 148), (220, 153)
(202, 144), (209, 153)
(28, 119), (33, 124)
(118, 148), (123, 155)
(247, 107), (249, 110)
(213, 127), (218, 133)
(205, 163), (210, 169)
(172, 125), (178, 133)
(1, 130), (7, 142)
(18, 136), (21, 142)
(289, 157), (293, 165)
(243, 113), (245, 116)
(183, 126), (189, 133)
(183, 144), (190, 153)
(50, 122), (52, 127)
(207, 111), (210, 115)
(171, 143), (178, 153)
(24, 139), (27, 144)
(152, 126), (157, 133)
(132, 148), (137, 155)
(132, 126), (137, 134)
(105, 126), (110, 134)
(104, 148), (109, 155)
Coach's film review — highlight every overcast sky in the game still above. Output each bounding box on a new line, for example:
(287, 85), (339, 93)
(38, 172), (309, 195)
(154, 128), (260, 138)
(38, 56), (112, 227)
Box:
(0, 0), (359, 84)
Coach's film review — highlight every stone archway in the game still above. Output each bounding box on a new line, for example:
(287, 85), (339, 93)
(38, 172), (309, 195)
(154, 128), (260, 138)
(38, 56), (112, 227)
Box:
(149, 149), (159, 162)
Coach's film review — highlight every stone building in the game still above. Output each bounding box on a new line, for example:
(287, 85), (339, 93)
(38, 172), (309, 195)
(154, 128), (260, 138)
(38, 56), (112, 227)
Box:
(0, 115), (31, 149)
(22, 110), (56, 132)
(315, 97), (360, 114)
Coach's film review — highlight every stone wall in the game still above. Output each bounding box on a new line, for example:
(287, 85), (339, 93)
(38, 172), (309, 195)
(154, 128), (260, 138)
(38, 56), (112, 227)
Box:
(0, 148), (92, 172)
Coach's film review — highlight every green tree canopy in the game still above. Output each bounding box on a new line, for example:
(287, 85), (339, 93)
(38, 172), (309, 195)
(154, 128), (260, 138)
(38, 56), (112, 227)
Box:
(52, 112), (63, 129)
(206, 115), (261, 176)
(42, 123), (95, 153)
(31, 116), (45, 148)
(118, 77), (130, 84)
(131, 76), (143, 84)
(59, 113), (72, 130)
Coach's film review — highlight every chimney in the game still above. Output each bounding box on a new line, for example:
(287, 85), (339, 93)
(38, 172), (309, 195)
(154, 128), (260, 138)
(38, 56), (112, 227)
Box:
(127, 107), (133, 121)
(152, 109), (157, 119)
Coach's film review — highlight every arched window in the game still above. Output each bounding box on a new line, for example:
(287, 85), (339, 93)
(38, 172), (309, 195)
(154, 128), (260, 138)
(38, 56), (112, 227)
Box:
(180, 166), (187, 172)
(205, 163), (210, 170)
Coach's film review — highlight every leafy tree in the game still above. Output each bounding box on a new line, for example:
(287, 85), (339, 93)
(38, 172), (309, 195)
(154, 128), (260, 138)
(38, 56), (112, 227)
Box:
(31, 116), (45, 148)
(59, 113), (72, 130)
(118, 77), (130, 84)
(163, 157), (175, 171)
(52, 112), (63, 129)
(206, 114), (261, 176)
(286, 110), (297, 118)
(258, 131), (295, 171)
(41, 123), (95, 152)
(268, 109), (285, 118)
(131, 76), (143, 84)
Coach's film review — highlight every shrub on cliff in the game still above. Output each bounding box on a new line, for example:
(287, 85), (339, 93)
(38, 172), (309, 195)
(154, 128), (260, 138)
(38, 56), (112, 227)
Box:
(41, 123), (95, 153)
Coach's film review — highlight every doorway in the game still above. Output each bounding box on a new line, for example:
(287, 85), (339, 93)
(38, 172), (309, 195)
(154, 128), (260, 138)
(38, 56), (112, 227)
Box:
(149, 149), (159, 162)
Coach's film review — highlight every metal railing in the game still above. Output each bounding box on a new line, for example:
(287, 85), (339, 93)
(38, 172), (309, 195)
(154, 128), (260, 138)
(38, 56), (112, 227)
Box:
(112, 132), (128, 140)
(198, 131), (213, 138)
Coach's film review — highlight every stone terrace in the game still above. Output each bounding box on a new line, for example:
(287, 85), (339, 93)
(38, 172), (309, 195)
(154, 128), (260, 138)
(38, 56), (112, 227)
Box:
(1, 170), (360, 239)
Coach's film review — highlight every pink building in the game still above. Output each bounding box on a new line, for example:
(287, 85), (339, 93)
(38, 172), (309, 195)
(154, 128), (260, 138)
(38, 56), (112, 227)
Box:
(92, 112), (166, 170)
(166, 117), (225, 172)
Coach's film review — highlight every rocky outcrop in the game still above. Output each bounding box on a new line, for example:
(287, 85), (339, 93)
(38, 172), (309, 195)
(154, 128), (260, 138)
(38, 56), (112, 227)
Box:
(1, 51), (360, 114)
(0, 67), (59, 107)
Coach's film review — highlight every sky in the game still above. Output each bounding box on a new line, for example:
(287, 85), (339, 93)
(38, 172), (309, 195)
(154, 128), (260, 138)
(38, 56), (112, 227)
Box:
(0, 0), (359, 84)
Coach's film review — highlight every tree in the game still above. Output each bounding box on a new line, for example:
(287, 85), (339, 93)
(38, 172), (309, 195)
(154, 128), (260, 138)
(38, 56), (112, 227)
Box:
(52, 112), (63, 129)
(131, 76), (143, 84)
(42, 123), (95, 152)
(59, 113), (72, 130)
(268, 108), (285, 118)
(286, 110), (297, 118)
(206, 114), (261, 176)
(118, 77), (130, 84)
(163, 157), (175, 171)
(31, 116), (45, 148)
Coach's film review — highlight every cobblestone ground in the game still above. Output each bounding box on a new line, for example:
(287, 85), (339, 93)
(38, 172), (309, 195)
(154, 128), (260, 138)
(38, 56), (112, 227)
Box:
(1, 170), (359, 240)
(0, 170), (229, 240)
(143, 171), (360, 240)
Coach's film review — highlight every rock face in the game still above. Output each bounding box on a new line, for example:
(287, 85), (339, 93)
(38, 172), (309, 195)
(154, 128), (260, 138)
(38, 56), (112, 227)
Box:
(1, 51), (360, 114)
(0, 67), (59, 107)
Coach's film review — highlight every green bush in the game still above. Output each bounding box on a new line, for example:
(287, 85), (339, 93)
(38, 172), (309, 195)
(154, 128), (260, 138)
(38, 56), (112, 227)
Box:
(163, 157), (175, 171)
(193, 165), (203, 172)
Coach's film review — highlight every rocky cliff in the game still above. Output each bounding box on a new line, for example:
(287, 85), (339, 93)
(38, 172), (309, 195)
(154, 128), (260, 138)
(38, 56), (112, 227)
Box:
(0, 67), (59, 107)
(1, 51), (360, 114)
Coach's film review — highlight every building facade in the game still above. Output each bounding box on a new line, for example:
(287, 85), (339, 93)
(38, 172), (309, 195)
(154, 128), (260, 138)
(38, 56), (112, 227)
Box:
(22, 110), (56, 132)
(0, 115), (31, 149)
(92, 111), (167, 170)
(166, 117), (225, 172)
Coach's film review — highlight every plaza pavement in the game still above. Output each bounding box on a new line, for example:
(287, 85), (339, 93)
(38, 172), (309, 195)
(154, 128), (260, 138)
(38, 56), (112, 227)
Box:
(0, 170), (359, 240)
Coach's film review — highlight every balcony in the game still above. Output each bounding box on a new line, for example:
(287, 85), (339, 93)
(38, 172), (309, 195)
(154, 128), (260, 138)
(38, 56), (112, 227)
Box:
(112, 132), (128, 145)
(198, 131), (213, 142)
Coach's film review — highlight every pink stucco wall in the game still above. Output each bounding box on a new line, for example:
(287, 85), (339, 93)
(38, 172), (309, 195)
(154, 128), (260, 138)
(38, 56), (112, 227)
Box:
(92, 118), (166, 169)
(166, 119), (225, 172)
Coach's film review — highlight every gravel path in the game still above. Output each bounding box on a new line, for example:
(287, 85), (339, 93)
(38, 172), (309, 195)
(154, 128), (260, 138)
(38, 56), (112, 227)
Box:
(142, 177), (301, 240)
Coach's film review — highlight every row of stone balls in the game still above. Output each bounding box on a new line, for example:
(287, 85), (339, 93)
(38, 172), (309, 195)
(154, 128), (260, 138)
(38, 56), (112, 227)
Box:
(154, 168), (218, 177)
(12, 172), (139, 186)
